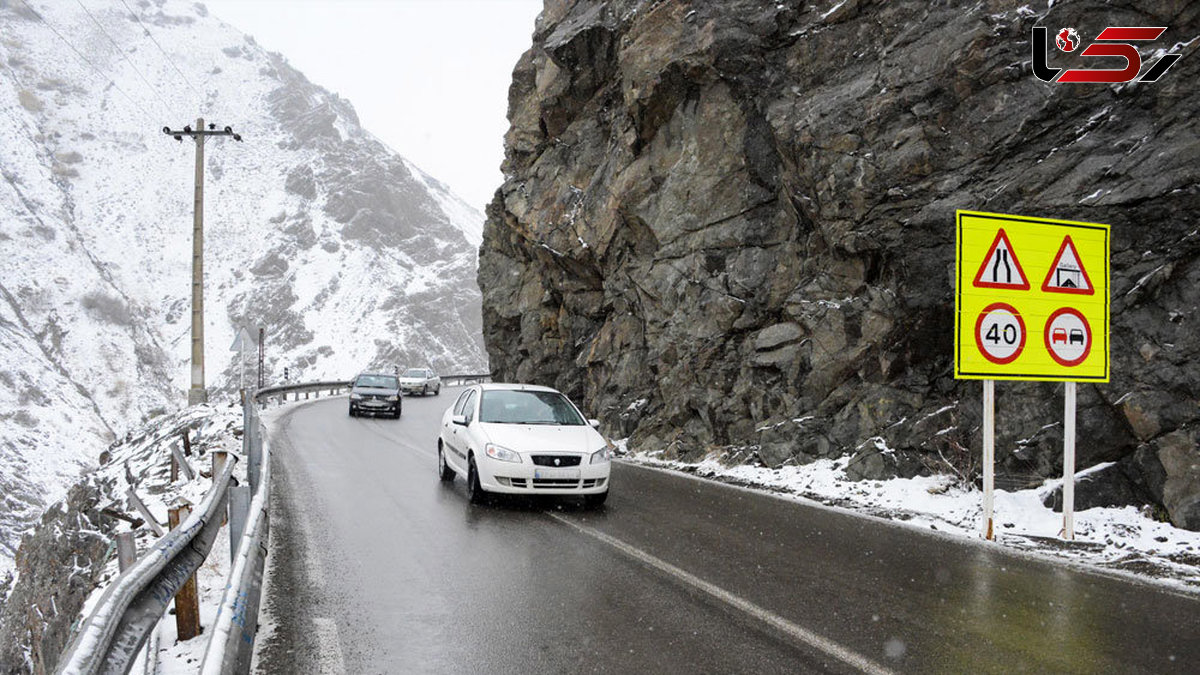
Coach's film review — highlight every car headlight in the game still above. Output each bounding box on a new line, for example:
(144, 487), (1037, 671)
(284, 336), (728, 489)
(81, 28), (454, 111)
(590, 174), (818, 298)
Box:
(350, 393), (363, 400)
(485, 443), (522, 463)
(590, 443), (613, 464)
(387, 395), (399, 401)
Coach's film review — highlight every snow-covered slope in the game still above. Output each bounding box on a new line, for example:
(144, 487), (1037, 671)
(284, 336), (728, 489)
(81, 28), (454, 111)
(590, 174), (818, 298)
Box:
(0, 0), (487, 570)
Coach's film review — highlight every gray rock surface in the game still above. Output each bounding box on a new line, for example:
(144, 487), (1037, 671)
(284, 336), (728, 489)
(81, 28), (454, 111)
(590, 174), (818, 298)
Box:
(0, 481), (114, 674)
(479, 0), (1200, 528)
(1042, 447), (1168, 514)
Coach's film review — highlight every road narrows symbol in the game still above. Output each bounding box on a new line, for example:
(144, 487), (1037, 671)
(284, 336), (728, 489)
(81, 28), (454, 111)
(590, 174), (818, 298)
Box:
(1044, 308), (1092, 366)
(1042, 235), (1094, 295)
(972, 229), (1030, 290)
(974, 302), (1026, 365)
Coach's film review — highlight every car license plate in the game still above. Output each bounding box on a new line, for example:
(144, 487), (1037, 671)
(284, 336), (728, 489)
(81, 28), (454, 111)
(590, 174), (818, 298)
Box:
(534, 468), (580, 480)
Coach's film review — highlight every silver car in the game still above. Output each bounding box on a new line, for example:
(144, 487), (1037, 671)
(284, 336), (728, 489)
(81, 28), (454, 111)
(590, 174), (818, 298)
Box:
(399, 368), (441, 396)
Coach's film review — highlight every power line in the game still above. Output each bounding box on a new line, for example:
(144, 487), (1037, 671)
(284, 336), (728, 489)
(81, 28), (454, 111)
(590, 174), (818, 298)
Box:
(74, 0), (176, 118)
(116, 0), (204, 113)
(15, 0), (158, 125)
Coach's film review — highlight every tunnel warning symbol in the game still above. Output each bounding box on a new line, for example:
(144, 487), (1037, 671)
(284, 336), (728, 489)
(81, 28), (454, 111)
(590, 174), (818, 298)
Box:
(972, 229), (1030, 290)
(1041, 236), (1094, 295)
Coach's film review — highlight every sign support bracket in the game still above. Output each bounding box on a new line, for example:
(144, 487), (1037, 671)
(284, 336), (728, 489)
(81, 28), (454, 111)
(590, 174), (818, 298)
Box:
(982, 379), (995, 541)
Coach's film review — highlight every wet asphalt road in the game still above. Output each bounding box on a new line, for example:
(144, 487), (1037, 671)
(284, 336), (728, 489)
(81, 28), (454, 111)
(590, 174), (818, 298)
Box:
(254, 388), (1200, 674)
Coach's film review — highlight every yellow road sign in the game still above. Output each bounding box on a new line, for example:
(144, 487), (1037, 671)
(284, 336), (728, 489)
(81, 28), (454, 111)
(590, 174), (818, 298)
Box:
(955, 210), (1109, 382)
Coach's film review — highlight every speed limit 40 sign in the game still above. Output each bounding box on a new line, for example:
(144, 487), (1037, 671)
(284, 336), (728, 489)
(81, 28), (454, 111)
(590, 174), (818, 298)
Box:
(955, 211), (1109, 382)
(975, 302), (1026, 364)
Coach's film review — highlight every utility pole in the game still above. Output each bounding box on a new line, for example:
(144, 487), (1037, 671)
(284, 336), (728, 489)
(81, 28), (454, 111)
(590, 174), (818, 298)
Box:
(257, 327), (265, 390)
(163, 119), (242, 405)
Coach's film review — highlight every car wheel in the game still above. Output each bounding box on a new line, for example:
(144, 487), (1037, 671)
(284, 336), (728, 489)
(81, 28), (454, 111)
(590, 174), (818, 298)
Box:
(438, 444), (455, 482)
(394, 404), (402, 419)
(467, 458), (487, 505)
(435, 385), (441, 396)
(422, 385), (429, 396)
(583, 491), (608, 510)
(348, 406), (356, 417)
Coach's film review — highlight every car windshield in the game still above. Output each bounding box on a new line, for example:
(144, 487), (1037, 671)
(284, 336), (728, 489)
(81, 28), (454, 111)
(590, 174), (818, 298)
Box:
(356, 375), (398, 389)
(479, 390), (585, 425)
(402, 369), (425, 377)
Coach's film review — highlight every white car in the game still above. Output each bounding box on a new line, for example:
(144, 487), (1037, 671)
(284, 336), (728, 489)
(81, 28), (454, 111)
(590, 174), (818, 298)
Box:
(437, 383), (612, 508)
(399, 367), (441, 396)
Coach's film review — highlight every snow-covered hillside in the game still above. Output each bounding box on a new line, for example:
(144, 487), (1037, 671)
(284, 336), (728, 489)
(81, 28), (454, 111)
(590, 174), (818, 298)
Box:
(0, 0), (487, 570)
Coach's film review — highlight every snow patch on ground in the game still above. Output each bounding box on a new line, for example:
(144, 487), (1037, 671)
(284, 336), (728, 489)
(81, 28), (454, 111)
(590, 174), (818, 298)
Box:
(621, 443), (1200, 592)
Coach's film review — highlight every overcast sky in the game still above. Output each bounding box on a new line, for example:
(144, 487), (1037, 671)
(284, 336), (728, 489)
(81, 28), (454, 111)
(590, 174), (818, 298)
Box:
(203, 0), (543, 213)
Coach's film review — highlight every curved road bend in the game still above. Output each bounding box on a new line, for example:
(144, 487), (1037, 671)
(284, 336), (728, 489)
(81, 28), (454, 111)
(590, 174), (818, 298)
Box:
(254, 388), (1200, 674)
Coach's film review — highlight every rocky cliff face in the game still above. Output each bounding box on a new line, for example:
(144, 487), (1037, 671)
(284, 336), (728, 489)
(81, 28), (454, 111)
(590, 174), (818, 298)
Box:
(479, 0), (1200, 528)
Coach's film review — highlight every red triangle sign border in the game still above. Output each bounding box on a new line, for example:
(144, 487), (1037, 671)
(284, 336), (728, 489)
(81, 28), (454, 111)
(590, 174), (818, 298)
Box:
(972, 228), (1031, 290)
(1041, 235), (1095, 295)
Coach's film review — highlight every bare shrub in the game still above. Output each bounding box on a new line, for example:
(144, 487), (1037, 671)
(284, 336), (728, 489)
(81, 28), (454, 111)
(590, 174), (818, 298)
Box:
(79, 291), (132, 325)
(17, 90), (41, 112)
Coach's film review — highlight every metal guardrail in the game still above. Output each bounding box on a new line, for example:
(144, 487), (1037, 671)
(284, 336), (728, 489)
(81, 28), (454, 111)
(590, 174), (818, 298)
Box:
(200, 398), (270, 674)
(441, 372), (492, 386)
(55, 459), (238, 675)
(254, 374), (492, 404)
(254, 380), (351, 404)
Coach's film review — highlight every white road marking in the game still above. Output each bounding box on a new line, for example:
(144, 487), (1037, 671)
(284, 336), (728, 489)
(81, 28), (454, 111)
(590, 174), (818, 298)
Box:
(312, 617), (347, 675)
(299, 510), (326, 590)
(547, 513), (895, 675)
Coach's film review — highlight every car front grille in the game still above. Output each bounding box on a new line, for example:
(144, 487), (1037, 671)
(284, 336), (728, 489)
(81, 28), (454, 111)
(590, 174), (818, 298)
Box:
(499, 477), (597, 489)
(532, 478), (581, 488)
(531, 455), (582, 467)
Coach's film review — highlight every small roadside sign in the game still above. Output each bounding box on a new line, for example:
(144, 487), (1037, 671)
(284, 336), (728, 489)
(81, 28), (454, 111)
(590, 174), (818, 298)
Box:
(230, 327), (254, 352)
(955, 210), (1109, 382)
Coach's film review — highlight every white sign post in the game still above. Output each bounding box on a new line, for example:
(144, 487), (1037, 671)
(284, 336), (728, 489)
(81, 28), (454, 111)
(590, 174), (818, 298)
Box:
(1062, 382), (1076, 539)
(982, 379), (995, 540)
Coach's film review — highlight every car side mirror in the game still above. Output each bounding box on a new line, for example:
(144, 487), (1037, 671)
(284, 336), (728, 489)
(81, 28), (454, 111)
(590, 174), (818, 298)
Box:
(588, 419), (601, 429)
(452, 414), (468, 426)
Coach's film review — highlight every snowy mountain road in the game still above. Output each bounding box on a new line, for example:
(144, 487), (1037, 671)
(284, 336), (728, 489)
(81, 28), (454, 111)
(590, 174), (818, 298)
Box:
(252, 388), (1200, 674)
